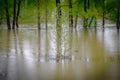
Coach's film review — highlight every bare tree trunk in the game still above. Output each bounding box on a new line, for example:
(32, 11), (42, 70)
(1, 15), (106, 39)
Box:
(69, 0), (73, 28)
(12, 0), (17, 29)
(38, 0), (41, 29)
(74, 0), (80, 28)
(45, 0), (48, 30)
(16, 0), (21, 28)
(116, 5), (120, 29)
(84, 0), (87, 12)
(74, 14), (78, 28)
(83, 0), (88, 28)
(94, 17), (97, 28)
(5, 0), (11, 29)
(102, 0), (105, 29)
(56, 0), (62, 29)
(102, 11), (105, 28)
(87, 0), (90, 9)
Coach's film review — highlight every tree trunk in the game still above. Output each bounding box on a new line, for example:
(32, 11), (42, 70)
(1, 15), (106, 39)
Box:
(87, 0), (90, 9)
(56, 0), (61, 16)
(102, 11), (105, 28)
(37, 0), (41, 29)
(88, 16), (94, 28)
(12, 0), (17, 29)
(56, 0), (61, 29)
(102, 0), (105, 29)
(116, 0), (120, 29)
(84, 0), (87, 12)
(5, 0), (11, 29)
(116, 5), (120, 29)
(45, 0), (48, 30)
(16, 0), (21, 28)
(74, 14), (78, 28)
(83, 0), (88, 28)
(69, 0), (73, 28)
(74, 0), (80, 28)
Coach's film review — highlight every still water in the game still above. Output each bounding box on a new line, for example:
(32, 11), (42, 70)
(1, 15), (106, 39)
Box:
(0, 27), (120, 80)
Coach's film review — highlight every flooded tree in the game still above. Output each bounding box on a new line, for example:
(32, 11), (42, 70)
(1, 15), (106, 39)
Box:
(37, 0), (41, 29)
(16, 0), (21, 28)
(12, 0), (17, 29)
(56, 0), (62, 29)
(5, 0), (11, 29)
(69, 0), (73, 28)
(74, 0), (80, 28)
(0, 0), (120, 30)
(45, 0), (48, 30)
(116, 0), (120, 29)
(83, 0), (88, 28)
(102, 0), (106, 29)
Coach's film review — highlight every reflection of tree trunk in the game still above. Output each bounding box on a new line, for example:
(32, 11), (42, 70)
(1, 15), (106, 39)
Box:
(16, 0), (21, 28)
(5, 0), (11, 29)
(38, 0), (41, 29)
(69, 0), (73, 28)
(45, 31), (49, 61)
(94, 17), (97, 28)
(68, 30), (73, 61)
(13, 30), (18, 54)
(88, 16), (94, 28)
(56, 27), (62, 62)
(38, 30), (41, 62)
(12, 0), (17, 29)
(83, 18), (88, 28)
(7, 30), (11, 55)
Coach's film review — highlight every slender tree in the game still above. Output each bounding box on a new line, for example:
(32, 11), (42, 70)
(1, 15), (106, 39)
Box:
(74, 0), (80, 28)
(116, 0), (120, 29)
(102, 0), (105, 29)
(83, 0), (88, 28)
(16, 0), (21, 28)
(12, 0), (17, 29)
(5, 0), (11, 29)
(56, 0), (62, 29)
(84, 0), (87, 12)
(45, 0), (48, 30)
(69, 0), (73, 28)
(37, 0), (41, 29)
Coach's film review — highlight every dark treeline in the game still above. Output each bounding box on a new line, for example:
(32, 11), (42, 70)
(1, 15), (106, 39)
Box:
(0, 0), (120, 30)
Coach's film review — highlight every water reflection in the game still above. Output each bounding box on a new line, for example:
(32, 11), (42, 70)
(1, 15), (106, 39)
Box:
(0, 28), (120, 80)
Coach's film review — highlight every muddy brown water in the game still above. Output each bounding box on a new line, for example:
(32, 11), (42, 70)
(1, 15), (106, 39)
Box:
(0, 28), (120, 80)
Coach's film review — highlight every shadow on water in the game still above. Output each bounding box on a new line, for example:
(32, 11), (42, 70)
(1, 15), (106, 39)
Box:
(0, 27), (120, 80)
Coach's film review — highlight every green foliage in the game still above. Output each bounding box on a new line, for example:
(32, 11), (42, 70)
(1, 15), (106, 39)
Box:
(0, 0), (119, 27)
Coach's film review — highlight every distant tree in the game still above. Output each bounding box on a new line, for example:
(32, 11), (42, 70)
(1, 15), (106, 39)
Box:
(37, 0), (41, 29)
(74, 0), (80, 28)
(69, 0), (73, 28)
(116, 0), (120, 29)
(5, 0), (11, 29)
(12, 0), (17, 29)
(56, 0), (62, 28)
(45, 0), (48, 30)
(16, 0), (21, 28)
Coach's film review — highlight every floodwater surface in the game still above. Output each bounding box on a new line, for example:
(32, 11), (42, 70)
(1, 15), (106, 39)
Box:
(0, 27), (120, 80)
